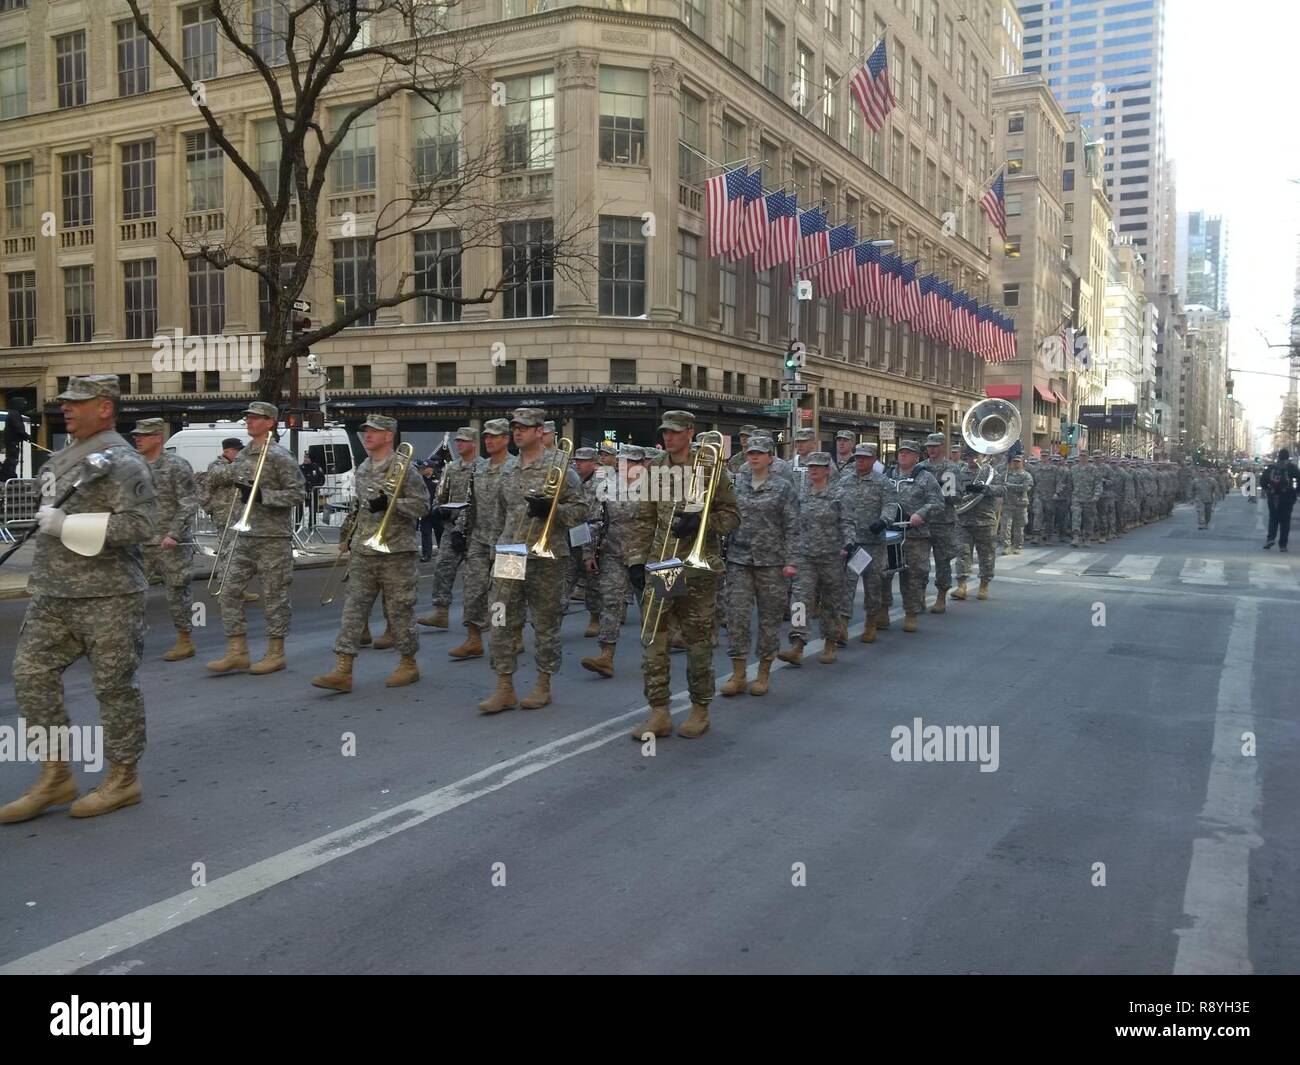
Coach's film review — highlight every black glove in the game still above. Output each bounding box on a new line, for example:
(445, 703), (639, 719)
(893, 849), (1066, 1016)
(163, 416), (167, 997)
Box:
(368, 492), (389, 514)
(525, 494), (550, 519)
(238, 484), (262, 504)
(965, 482), (986, 494)
(842, 542), (858, 557)
(449, 530), (467, 554)
(671, 511), (702, 539)
(627, 563), (646, 590)
(868, 519), (888, 535)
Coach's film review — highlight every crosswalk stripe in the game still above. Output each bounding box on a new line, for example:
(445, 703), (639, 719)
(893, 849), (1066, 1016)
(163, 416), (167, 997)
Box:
(1180, 558), (1226, 586)
(996, 547), (1049, 570)
(1038, 550), (1094, 576)
(1249, 562), (1299, 591)
(1109, 554), (1161, 580)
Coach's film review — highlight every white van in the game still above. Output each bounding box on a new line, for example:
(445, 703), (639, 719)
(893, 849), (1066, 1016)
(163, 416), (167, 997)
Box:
(166, 420), (358, 514)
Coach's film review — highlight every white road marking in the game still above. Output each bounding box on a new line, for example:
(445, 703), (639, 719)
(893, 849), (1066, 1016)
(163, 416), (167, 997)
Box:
(995, 547), (1049, 570)
(1173, 597), (1261, 975)
(1037, 550), (1094, 576)
(1108, 554), (1161, 580)
(1180, 558), (1226, 586)
(1248, 562), (1298, 592)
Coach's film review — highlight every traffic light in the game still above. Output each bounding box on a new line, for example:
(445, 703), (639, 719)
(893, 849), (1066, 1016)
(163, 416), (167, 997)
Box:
(935, 415), (947, 436)
(1226, 375), (1234, 399)
(783, 341), (806, 379)
(292, 313), (312, 337)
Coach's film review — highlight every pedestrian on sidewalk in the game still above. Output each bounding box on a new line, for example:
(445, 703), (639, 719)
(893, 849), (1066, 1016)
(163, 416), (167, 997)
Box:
(1262, 448), (1300, 552)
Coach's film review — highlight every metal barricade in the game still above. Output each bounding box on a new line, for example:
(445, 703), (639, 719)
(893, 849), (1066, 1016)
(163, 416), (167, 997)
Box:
(1, 478), (39, 543)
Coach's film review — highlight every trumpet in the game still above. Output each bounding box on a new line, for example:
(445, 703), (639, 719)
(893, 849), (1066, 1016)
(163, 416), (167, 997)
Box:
(212, 440), (272, 597)
(525, 438), (573, 559)
(362, 443), (416, 553)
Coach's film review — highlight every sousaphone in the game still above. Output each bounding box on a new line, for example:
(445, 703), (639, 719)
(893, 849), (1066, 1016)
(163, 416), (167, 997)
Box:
(953, 398), (1022, 516)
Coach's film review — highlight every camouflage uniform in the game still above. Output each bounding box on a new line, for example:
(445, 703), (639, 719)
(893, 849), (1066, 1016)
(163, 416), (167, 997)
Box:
(334, 451), (429, 656)
(206, 440), (306, 637)
(1191, 471), (1216, 528)
(1053, 464), (1074, 540)
(201, 455), (239, 527)
(956, 464), (1007, 581)
(430, 453), (484, 608)
(487, 448), (587, 676)
(790, 478), (854, 643)
(726, 470), (799, 660)
(142, 451), (200, 632)
(1069, 460), (1103, 543)
(917, 455), (962, 594)
(564, 471), (603, 616)
(1000, 466), (1033, 549)
(587, 488), (650, 646)
(13, 428), (156, 767)
(1119, 464), (1138, 529)
(892, 467), (946, 614)
(1030, 462), (1056, 543)
(463, 452), (517, 630)
(837, 466), (895, 624)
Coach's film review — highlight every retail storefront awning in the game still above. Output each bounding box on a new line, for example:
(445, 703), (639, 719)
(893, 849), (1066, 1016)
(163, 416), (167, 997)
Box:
(1034, 385), (1057, 404)
(985, 384), (1021, 400)
(1053, 389), (1069, 406)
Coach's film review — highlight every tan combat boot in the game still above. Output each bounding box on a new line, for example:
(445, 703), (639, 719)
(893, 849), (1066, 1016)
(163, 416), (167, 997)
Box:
(930, 590), (947, 614)
(776, 638), (805, 666)
(581, 642), (616, 678)
(206, 634), (250, 673)
(70, 763), (142, 819)
(360, 623), (373, 646)
(242, 591), (260, 603)
(164, 630), (196, 661)
(951, 580), (968, 601)
(631, 705), (673, 740)
(417, 605), (449, 629)
(977, 579), (990, 601)
(876, 607), (891, 630)
(0, 761), (78, 824)
(748, 657), (774, 696)
(478, 674), (519, 714)
(448, 624), (484, 659)
(250, 637), (287, 675)
(818, 641), (838, 664)
(311, 654), (355, 693)
(373, 628), (395, 650)
(676, 703), (710, 738)
(584, 612), (600, 638)
(902, 613), (918, 633)
(719, 658), (749, 697)
(386, 656), (420, 688)
(519, 672), (552, 709)
(860, 616), (878, 643)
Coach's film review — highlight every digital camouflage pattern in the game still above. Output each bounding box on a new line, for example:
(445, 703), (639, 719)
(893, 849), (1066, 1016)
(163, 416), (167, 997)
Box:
(726, 471), (797, 658)
(790, 481), (854, 642)
(463, 454), (517, 630)
(352, 451), (430, 556)
(917, 456), (961, 593)
(836, 468), (897, 623)
(1000, 467), (1033, 549)
(203, 439), (305, 538)
(335, 552), (420, 656)
(220, 538), (294, 636)
(142, 450), (200, 632)
(1070, 461), (1103, 541)
(431, 455), (484, 607)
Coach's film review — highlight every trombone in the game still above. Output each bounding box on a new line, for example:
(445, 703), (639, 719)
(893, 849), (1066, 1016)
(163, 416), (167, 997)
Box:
(212, 440), (272, 597)
(525, 438), (574, 559)
(322, 443), (414, 604)
(639, 435), (724, 647)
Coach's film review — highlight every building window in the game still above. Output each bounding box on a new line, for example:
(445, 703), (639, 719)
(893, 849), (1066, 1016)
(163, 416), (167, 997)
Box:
(203, 369), (220, 391)
(188, 257), (225, 335)
(926, 78), (938, 136)
(61, 152), (93, 229)
(678, 92), (702, 183)
(1063, 202), (1074, 223)
(6, 271), (35, 347)
(55, 31), (87, 109)
(909, 60), (921, 117)
(677, 231), (698, 325)
(756, 268), (772, 342)
(723, 370), (733, 395)
(1004, 237), (1021, 257)
(121, 140), (156, 220)
(182, 4), (219, 82)
(333, 238), (377, 326)
(495, 360), (517, 386)
(599, 68), (647, 165)
(138, 372), (153, 393)
(331, 105), (376, 192)
(821, 70), (838, 140)
(252, 0), (289, 64)
(503, 72), (555, 172)
(411, 88), (462, 184)
(695, 366), (708, 391)
(762, 14), (784, 95)
(257, 244), (296, 332)
(436, 361), (457, 386)
(1005, 192), (1022, 217)
(185, 130), (223, 212)
(501, 219), (554, 318)
(354, 365), (371, 389)
(724, 0), (748, 65)
(1062, 168), (1075, 191)
(526, 358), (548, 385)
(3, 160), (33, 230)
(415, 229), (463, 322)
(599, 216), (647, 317)
(719, 258), (737, 334)
(796, 44), (814, 115)
(117, 19), (150, 96)
(723, 118), (744, 167)
(407, 363), (428, 388)
(124, 259), (158, 340)
(64, 266), (93, 343)
(0, 44), (26, 119)
(1007, 148), (1024, 173)
(681, 363), (691, 387)
(326, 365), (344, 389)
(1002, 283), (1019, 307)
(610, 358), (637, 384)
(181, 372), (198, 393)
(1007, 111), (1025, 134)
(682, 0), (707, 36)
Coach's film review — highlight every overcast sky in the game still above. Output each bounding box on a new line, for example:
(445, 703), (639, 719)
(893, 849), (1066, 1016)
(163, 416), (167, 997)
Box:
(1164, 0), (1300, 454)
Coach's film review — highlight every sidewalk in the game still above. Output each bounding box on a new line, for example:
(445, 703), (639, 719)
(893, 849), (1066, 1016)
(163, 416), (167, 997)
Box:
(0, 538), (341, 600)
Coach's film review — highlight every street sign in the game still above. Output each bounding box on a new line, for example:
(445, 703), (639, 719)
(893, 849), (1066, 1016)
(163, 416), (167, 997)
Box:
(878, 420), (897, 441)
(292, 299), (312, 314)
(781, 381), (809, 394)
(761, 402), (792, 414)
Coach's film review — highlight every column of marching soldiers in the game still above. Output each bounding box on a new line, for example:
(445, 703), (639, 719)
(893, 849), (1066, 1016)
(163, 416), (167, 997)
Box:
(1, 373), (1215, 824)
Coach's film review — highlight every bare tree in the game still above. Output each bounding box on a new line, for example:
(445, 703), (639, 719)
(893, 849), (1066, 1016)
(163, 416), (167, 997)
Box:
(126, 0), (598, 404)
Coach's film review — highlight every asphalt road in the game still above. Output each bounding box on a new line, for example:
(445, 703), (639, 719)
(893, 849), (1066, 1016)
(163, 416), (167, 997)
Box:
(0, 493), (1295, 974)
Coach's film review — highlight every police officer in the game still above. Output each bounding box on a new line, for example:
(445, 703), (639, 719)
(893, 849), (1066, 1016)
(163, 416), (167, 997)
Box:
(1000, 454), (1033, 554)
(891, 440), (945, 633)
(132, 418), (200, 660)
(917, 431), (961, 614)
(204, 401), (306, 675)
(420, 426), (483, 630)
(1, 375), (155, 823)
(452, 418), (516, 659)
(313, 416), (429, 692)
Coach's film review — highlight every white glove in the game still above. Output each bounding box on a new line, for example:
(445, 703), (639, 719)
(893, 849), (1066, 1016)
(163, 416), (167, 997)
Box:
(37, 506), (67, 537)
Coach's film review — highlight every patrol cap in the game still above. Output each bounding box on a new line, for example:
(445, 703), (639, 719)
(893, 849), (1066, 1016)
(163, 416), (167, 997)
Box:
(746, 437), (774, 454)
(361, 414), (396, 432)
(794, 428), (816, 442)
(925, 432), (947, 447)
(510, 407), (546, 427)
(454, 426), (479, 442)
(622, 445), (646, 461)
(659, 410), (695, 432)
(835, 430), (856, 442)
(573, 447), (598, 461)
(597, 441), (618, 456)
(898, 439), (922, 453)
(480, 418), (508, 436)
(56, 374), (120, 402)
(242, 400), (279, 420)
(806, 451), (832, 467)
(738, 424), (758, 436)
(543, 420), (557, 434)
(221, 437), (244, 451)
(1009, 453), (1024, 462)
(853, 443), (878, 457)
(132, 417), (166, 436)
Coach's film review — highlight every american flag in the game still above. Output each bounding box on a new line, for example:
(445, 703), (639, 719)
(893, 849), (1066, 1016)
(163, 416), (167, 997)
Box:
(936, 280), (956, 346)
(1001, 312), (1018, 361)
(848, 41), (897, 133)
(980, 171), (1007, 242)
(883, 255), (906, 320)
(810, 224), (855, 289)
(796, 208), (830, 271)
(845, 243), (876, 310)
(730, 169), (768, 261)
(707, 166), (749, 257)
(919, 274), (942, 337)
(755, 191), (798, 271)
(900, 260), (923, 325)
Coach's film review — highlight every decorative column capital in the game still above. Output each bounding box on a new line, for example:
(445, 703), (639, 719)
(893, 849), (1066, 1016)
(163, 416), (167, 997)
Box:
(650, 60), (679, 99)
(556, 50), (598, 90)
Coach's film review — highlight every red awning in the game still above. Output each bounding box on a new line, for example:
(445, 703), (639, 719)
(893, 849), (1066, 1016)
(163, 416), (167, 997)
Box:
(1053, 389), (1069, 406)
(1034, 384), (1056, 404)
(985, 384), (1022, 400)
